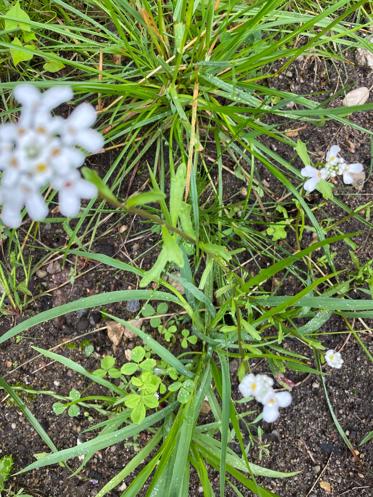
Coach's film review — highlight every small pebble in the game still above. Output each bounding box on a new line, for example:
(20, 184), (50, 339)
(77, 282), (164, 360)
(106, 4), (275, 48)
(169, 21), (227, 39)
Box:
(11, 423), (16, 430)
(36, 270), (47, 278)
(126, 300), (140, 313)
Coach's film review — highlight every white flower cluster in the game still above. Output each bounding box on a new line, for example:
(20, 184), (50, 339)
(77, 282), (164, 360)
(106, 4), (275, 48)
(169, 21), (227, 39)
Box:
(0, 85), (103, 228)
(239, 373), (292, 423)
(325, 349), (343, 369)
(301, 145), (364, 193)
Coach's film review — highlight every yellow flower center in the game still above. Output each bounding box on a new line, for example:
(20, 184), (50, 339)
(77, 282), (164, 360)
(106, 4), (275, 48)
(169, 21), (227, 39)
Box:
(36, 163), (47, 173)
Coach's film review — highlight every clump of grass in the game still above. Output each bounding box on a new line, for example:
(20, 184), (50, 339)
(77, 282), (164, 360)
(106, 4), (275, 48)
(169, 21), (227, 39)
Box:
(0, 1), (372, 496)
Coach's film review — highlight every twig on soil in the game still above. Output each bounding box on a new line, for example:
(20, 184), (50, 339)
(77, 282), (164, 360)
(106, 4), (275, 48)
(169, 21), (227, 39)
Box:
(300, 439), (317, 464)
(338, 486), (371, 496)
(305, 454), (332, 497)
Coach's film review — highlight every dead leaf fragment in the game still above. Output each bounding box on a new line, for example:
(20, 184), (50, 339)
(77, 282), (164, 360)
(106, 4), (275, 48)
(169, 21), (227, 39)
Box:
(124, 349), (132, 361)
(343, 87), (369, 107)
(105, 319), (143, 351)
(350, 171), (366, 191)
(126, 319), (143, 337)
(356, 43), (373, 69)
(320, 481), (332, 493)
(47, 260), (62, 275)
(106, 321), (125, 351)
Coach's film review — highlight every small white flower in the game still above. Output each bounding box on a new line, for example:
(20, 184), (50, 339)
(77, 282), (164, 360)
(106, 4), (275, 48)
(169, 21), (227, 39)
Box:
(325, 145), (342, 166)
(338, 162), (364, 185)
(53, 170), (97, 217)
(324, 145), (365, 185)
(262, 391), (292, 423)
(0, 179), (48, 228)
(61, 102), (104, 153)
(325, 349), (343, 369)
(0, 84), (102, 228)
(239, 373), (259, 398)
(301, 165), (329, 192)
(238, 373), (273, 402)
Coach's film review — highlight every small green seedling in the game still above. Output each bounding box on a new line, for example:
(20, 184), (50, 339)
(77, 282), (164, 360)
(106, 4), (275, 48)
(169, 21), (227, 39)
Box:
(181, 329), (197, 349)
(52, 389), (81, 417)
(121, 346), (156, 375)
(93, 356), (121, 379)
(80, 339), (94, 357)
(168, 379), (194, 404)
(0, 455), (13, 492)
(123, 371), (161, 423)
(159, 323), (177, 342)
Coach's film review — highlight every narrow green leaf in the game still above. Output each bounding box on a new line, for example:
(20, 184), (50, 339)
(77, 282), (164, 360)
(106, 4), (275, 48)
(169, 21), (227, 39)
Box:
(17, 404), (176, 474)
(0, 290), (180, 345)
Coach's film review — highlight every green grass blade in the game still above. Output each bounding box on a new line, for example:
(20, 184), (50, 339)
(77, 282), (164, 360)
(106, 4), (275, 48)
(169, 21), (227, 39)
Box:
(242, 233), (355, 292)
(0, 377), (57, 453)
(32, 347), (124, 395)
(96, 431), (162, 497)
(16, 403), (176, 474)
(103, 313), (193, 378)
(0, 290), (181, 345)
(218, 353), (231, 497)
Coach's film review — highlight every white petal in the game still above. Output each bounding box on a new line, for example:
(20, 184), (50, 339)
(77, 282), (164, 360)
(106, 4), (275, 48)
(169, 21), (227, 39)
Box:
(25, 193), (48, 221)
(348, 163), (363, 174)
(2, 169), (21, 187)
(47, 116), (66, 134)
(1, 186), (25, 208)
(304, 177), (318, 192)
(262, 406), (280, 423)
(326, 145), (340, 162)
(13, 84), (41, 105)
(275, 391), (292, 408)
(75, 129), (104, 153)
(255, 385), (274, 404)
(238, 374), (256, 398)
(41, 86), (73, 110)
(1, 206), (22, 228)
(75, 179), (97, 199)
(0, 123), (17, 141)
(238, 382), (252, 398)
(64, 147), (85, 168)
(343, 173), (353, 185)
(300, 165), (316, 178)
(68, 103), (97, 128)
(18, 107), (35, 129)
(59, 190), (81, 217)
(256, 374), (274, 387)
